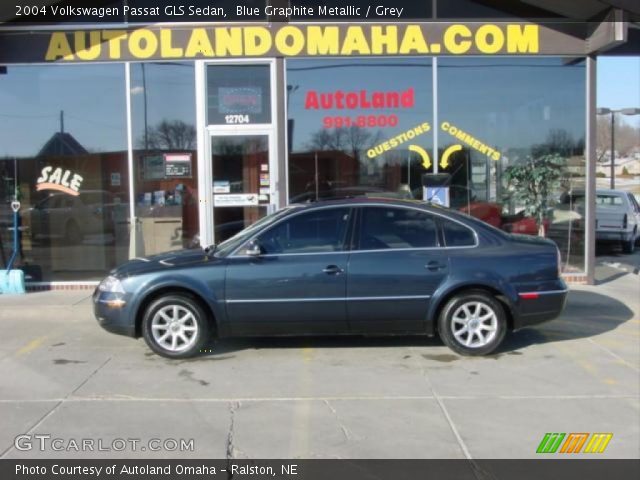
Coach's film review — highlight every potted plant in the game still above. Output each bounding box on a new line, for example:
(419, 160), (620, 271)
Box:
(503, 153), (566, 237)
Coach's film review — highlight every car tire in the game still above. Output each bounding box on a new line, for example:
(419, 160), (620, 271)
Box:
(142, 294), (212, 359)
(438, 290), (507, 356)
(65, 221), (83, 245)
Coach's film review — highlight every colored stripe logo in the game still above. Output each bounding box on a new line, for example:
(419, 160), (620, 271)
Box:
(536, 433), (612, 454)
(583, 433), (613, 454)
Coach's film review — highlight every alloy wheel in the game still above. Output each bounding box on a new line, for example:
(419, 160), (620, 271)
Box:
(451, 301), (498, 348)
(150, 305), (199, 353)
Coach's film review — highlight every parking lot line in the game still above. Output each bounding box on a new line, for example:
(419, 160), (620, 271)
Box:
(15, 336), (47, 356)
(408, 347), (473, 460)
(587, 338), (640, 373)
(289, 347), (315, 456)
(0, 394), (636, 403)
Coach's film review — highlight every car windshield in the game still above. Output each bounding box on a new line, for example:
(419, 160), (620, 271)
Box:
(213, 206), (301, 257)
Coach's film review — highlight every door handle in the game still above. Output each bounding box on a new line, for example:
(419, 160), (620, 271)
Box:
(322, 265), (344, 275)
(426, 261), (446, 271)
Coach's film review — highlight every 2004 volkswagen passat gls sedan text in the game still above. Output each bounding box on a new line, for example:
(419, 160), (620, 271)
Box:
(94, 198), (568, 358)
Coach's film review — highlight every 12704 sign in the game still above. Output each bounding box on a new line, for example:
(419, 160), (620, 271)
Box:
(225, 114), (250, 124)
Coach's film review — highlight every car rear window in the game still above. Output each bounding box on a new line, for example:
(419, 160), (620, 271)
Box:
(596, 195), (623, 207)
(358, 207), (438, 250)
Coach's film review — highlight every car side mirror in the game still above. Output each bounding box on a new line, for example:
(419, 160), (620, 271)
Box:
(245, 240), (262, 257)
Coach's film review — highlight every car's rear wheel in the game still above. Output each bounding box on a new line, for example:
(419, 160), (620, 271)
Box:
(142, 294), (211, 359)
(438, 291), (507, 356)
(622, 234), (636, 254)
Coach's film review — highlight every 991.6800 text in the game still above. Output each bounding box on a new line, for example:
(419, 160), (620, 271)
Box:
(323, 114), (399, 129)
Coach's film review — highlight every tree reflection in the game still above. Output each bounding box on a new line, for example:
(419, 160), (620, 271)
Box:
(139, 120), (196, 150)
(306, 126), (383, 162)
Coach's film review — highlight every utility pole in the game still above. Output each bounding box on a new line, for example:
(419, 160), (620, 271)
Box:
(610, 113), (615, 189)
(597, 107), (640, 190)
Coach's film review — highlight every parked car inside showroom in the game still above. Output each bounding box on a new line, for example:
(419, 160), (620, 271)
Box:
(25, 190), (126, 244)
(94, 198), (568, 358)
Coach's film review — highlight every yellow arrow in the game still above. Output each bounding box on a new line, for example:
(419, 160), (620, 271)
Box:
(409, 144), (431, 169)
(440, 144), (463, 169)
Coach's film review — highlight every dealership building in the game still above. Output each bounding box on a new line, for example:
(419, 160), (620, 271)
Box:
(0, 0), (639, 287)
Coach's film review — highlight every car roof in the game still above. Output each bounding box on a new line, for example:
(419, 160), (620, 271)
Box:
(290, 196), (468, 218)
(595, 189), (626, 195)
(571, 189), (626, 195)
(292, 196), (424, 208)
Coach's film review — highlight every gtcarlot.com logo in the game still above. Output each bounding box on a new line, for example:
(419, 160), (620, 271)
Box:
(14, 434), (194, 453)
(536, 432), (613, 454)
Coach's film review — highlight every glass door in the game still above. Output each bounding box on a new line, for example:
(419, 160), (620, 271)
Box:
(209, 132), (275, 243)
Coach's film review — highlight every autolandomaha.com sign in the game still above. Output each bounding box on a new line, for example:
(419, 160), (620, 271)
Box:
(0, 23), (588, 63)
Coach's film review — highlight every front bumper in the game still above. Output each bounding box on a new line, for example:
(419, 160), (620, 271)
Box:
(513, 280), (569, 329)
(92, 288), (137, 337)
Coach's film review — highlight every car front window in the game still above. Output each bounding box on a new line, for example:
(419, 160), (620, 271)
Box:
(214, 206), (300, 257)
(255, 207), (351, 255)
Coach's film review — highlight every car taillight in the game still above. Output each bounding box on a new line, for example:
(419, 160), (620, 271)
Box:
(623, 214), (628, 229)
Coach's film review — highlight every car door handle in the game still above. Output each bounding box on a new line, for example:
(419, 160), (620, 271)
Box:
(425, 261), (446, 271)
(322, 265), (344, 275)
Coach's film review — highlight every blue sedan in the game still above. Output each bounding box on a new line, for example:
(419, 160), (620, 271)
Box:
(94, 198), (568, 358)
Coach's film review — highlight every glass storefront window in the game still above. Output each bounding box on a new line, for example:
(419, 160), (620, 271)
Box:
(286, 57), (587, 273)
(0, 64), (129, 281)
(130, 62), (199, 255)
(437, 57), (586, 272)
(286, 58), (433, 202)
(206, 64), (272, 125)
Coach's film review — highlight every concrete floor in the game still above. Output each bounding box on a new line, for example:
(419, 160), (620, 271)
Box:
(0, 260), (638, 460)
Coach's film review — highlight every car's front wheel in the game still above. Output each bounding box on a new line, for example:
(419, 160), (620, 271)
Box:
(142, 294), (211, 359)
(438, 291), (507, 356)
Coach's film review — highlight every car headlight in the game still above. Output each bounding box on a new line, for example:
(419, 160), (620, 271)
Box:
(98, 275), (125, 294)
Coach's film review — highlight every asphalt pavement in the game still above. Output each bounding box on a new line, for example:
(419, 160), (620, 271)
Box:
(0, 261), (638, 459)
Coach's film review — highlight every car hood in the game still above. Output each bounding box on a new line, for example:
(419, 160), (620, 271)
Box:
(114, 248), (216, 277)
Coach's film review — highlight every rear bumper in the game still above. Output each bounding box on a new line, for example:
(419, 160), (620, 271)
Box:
(513, 282), (568, 329)
(596, 230), (633, 243)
